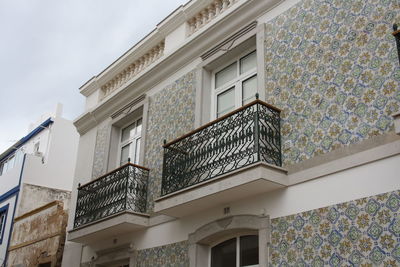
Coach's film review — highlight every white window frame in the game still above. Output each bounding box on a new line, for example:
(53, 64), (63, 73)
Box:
(209, 234), (259, 267)
(0, 155), (15, 176)
(117, 118), (142, 166)
(0, 204), (9, 244)
(211, 48), (257, 119)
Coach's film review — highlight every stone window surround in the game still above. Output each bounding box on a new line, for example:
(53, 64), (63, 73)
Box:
(106, 96), (149, 173)
(195, 23), (266, 128)
(188, 215), (270, 267)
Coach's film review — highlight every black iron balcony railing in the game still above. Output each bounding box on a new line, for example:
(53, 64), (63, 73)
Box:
(161, 97), (281, 196)
(74, 163), (149, 228)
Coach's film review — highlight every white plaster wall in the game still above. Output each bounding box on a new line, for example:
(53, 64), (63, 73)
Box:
(0, 195), (17, 265)
(71, 127), (97, 189)
(22, 117), (79, 191)
(64, 126), (97, 242)
(44, 116), (79, 190)
(85, 89), (101, 111)
(21, 126), (51, 158)
(62, 127), (97, 267)
(61, 241), (83, 267)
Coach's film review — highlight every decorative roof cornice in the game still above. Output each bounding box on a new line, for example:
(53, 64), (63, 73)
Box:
(75, 0), (282, 134)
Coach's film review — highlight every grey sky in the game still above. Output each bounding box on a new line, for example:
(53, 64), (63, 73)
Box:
(0, 0), (188, 152)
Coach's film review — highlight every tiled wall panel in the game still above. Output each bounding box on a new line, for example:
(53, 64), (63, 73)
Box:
(92, 122), (110, 178)
(264, 0), (400, 166)
(271, 190), (400, 266)
(136, 241), (189, 267)
(144, 71), (196, 211)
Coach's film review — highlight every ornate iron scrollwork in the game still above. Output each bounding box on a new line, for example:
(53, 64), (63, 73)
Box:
(393, 24), (400, 66)
(74, 163), (149, 228)
(161, 100), (281, 196)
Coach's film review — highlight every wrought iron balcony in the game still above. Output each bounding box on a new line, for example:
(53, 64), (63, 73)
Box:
(161, 98), (281, 196)
(74, 163), (149, 228)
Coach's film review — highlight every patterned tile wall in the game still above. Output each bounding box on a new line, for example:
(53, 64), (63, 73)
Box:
(136, 241), (189, 267)
(270, 190), (400, 266)
(264, 0), (400, 166)
(92, 121), (110, 178)
(144, 71), (196, 211)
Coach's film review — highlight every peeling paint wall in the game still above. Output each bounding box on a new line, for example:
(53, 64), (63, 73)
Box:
(17, 183), (71, 217)
(8, 202), (68, 267)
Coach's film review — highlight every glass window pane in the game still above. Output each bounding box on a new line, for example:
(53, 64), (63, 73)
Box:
(6, 156), (15, 172)
(240, 51), (256, 74)
(0, 212), (5, 237)
(136, 119), (142, 134)
(215, 62), (237, 88)
(15, 150), (24, 166)
(211, 238), (236, 267)
(121, 123), (135, 142)
(3, 161), (8, 173)
(217, 87), (235, 118)
(134, 138), (141, 165)
(240, 235), (259, 267)
(242, 75), (257, 105)
(120, 144), (130, 165)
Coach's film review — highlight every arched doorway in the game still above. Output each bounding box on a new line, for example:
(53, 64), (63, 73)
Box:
(211, 234), (259, 267)
(188, 215), (270, 267)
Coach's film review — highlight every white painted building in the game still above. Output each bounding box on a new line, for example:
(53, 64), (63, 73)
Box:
(64, 0), (400, 266)
(0, 104), (79, 266)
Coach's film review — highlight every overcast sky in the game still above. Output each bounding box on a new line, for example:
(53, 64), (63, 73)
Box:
(0, 0), (188, 153)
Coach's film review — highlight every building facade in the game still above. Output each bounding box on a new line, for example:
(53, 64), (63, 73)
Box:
(0, 104), (78, 266)
(64, 0), (400, 266)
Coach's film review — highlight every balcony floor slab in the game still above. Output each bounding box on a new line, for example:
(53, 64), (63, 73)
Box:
(154, 162), (288, 217)
(68, 211), (149, 244)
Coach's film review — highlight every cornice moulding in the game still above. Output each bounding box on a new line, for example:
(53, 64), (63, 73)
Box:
(80, 77), (97, 97)
(78, 0), (245, 95)
(74, 0), (281, 135)
(78, 1), (202, 96)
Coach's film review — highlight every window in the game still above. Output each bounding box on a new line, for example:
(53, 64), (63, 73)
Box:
(0, 211), (6, 237)
(213, 50), (257, 118)
(0, 205), (9, 244)
(0, 155), (15, 176)
(119, 118), (142, 165)
(0, 149), (25, 176)
(211, 235), (259, 267)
